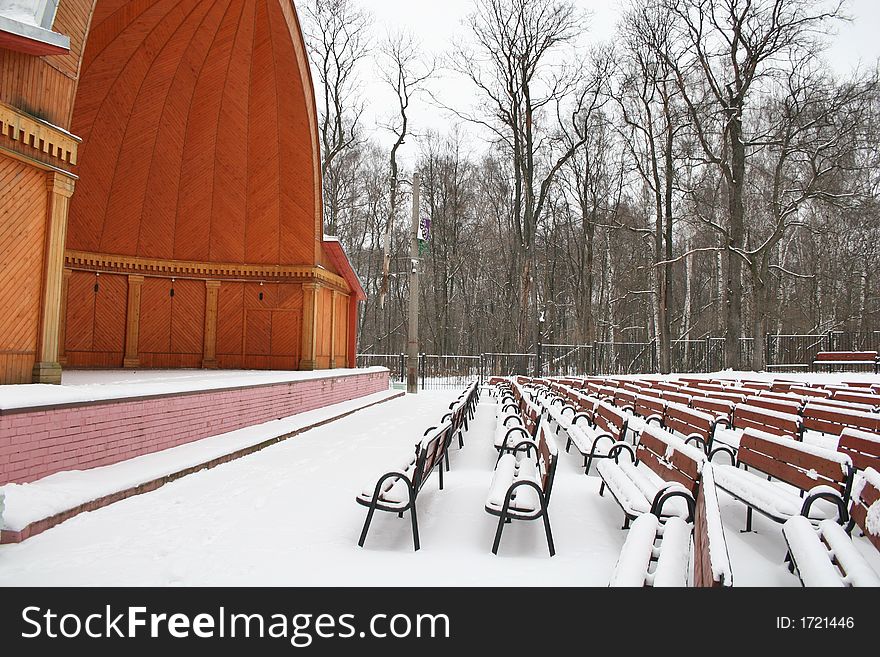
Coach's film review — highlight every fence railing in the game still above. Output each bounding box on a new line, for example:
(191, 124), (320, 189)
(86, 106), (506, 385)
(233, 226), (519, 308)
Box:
(358, 331), (880, 388)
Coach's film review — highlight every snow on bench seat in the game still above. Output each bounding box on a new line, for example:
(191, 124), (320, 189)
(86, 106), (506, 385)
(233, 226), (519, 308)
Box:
(485, 454), (541, 514)
(713, 429), (855, 530)
(608, 514), (691, 587)
(597, 424), (705, 526)
(783, 467), (880, 587)
(596, 460), (692, 519)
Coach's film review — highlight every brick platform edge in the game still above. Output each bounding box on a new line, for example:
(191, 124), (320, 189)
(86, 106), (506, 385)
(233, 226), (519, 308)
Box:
(0, 370), (390, 485)
(0, 389), (404, 544)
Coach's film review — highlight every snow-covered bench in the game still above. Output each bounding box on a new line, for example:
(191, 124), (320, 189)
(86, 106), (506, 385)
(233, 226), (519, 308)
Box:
(597, 424), (706, 529)
(357, 419), (453, 551)
(608, 514), (691, 587)
(837, 427), (880, 472)
(564, 401), (629, 475)
(813, 350), (879, 373)
(693, 463), (734, 587)
(783, 466), (880, 586)
(712, 429), (855, 533)
(664, 402), (725, 453)
(802, 401), (880, 437)
(485, 420), (559, 556)
(443, 380), (480, 451)
(732, 403), (803, 440)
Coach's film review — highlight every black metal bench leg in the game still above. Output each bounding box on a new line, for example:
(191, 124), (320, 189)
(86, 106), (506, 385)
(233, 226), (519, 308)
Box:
(358, 504), (378, 548)
(438, 458), (444, 490)
(542, 509), (555, 557)
(411, 507), (420, 551)
(458, 430), (464, 449)
(622, 515), (630, 530)
(565, 437), (572, 453)
(599, 481), (606, 496)
(741, 506), (753, 533)
(492, 513), (507, 555)
(585, 454), (594, 475)
(444, 451), (450, 472)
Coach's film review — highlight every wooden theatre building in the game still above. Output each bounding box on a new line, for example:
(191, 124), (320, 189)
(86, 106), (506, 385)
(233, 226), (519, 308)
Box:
(0, 0), (364, 385)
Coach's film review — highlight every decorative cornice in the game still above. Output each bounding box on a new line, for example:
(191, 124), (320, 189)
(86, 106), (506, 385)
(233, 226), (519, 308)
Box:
(64, 250), (351, 294)
(0, 101), (79, 169)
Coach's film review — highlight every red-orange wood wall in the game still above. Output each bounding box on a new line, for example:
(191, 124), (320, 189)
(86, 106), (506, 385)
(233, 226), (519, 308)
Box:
(0, 156), (48, 382)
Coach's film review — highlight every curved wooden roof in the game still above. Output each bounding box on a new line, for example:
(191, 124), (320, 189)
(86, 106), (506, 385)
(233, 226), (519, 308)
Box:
(66, 0), (324, 268)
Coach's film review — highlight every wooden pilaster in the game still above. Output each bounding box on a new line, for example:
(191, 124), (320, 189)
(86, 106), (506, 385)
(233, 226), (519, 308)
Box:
(57, 268), (72, 365)
(329, 290), (341, 369)
(32, 172), (75, 384)
(123, 275), (145, 368)
(299, 282), (319, 370)
(202, 280), (221, 368)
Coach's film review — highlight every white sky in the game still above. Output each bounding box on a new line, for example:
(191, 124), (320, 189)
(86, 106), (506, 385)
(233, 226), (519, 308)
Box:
(337, 0), (880, 164)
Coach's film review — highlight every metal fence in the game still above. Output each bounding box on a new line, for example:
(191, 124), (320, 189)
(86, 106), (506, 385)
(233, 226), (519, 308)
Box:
(357, 331), (880, 388)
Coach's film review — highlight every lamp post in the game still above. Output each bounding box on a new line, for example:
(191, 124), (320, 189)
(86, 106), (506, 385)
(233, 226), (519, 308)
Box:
(406, 172), (421, 394)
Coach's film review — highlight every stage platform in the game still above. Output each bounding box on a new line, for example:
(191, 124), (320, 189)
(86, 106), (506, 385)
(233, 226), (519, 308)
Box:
(0, 367), (392, 541)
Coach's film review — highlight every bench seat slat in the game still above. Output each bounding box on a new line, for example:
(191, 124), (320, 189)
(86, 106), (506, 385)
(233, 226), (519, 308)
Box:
(608, 514), (660, 587)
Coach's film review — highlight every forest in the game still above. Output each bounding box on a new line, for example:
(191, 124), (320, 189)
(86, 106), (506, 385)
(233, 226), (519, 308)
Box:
(302, 0), (880, 372)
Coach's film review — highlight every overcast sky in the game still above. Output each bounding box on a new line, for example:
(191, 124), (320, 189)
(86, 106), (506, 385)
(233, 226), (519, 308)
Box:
(339, 0), (880, 163)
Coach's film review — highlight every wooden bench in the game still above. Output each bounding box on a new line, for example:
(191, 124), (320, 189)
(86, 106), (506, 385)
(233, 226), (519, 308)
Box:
(838, 428), (880, 472)
(596, 424), (706, 529)
(690, 396), (735, 424)
(802, 401), (880, 436)
(783, 466), (880, 586)
(607, 514), (692, 587)
(663, 402), (723, 452)
(813, 351), (879, 373)
(634, 394), (666, 426)
(608, 459), (734, 587)
(693, 463), (734, 587)
(485, 421), (559, 556)
(564, 401), (629, 474)
(732, 402), (803, 440)
(711, 428), (855, 532)
(357, 420), (453, 551)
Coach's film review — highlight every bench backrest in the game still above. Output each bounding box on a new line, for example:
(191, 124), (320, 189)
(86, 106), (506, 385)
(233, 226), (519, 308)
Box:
(635, 394), (665, 419)
(733, 403), (802, 438)
(832, 390), (880, 408)
(745, 396), (802, 416)
(690, 396), (734, 422)
(537, 424), (559, 502)
(662, 391), (691, 406)
(802, 402), (880, 436)
(664, 402), (716, 442)
(636, 425), (705, 496)
(693, 463), (733, 587)
(414, 420), (454, 491)
(838, 428), (880, 472)
(736, 429), (853, 497)
(849, 468), (880, 552)
(595, 402), (628, 439)
(815, 351), (878, 362)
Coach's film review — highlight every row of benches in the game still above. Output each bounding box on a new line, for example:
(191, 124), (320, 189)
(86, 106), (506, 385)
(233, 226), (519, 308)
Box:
(487, 380), (558, 556)
(526, 378), (880, 585)
(356, 381), (480, 551)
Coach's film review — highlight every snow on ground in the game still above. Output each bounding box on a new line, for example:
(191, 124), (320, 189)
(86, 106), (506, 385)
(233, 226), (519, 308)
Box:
(0, 381), (878, 586)
(0, 367), (389, 411)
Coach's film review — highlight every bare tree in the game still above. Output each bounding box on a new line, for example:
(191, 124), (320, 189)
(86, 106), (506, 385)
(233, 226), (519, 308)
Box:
(301, 0), (373, 234)
(376, 31), (435, 311)
(661, 0), (847, 369)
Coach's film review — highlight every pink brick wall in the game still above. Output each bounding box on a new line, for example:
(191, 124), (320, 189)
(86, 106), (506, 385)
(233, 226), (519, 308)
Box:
(0, 371), (389, 484)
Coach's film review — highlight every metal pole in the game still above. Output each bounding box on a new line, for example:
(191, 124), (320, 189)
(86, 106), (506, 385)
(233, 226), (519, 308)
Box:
(407, 173), (421, 394)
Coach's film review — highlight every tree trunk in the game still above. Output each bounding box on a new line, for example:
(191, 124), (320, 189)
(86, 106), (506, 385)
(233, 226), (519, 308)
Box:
(724, 107), (746, 370)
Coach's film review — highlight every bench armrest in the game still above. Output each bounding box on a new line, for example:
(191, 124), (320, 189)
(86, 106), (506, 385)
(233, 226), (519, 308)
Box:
(608, 441), (636, 464)
(650, 483), (695, 522)
(800, 485), (848, 524)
